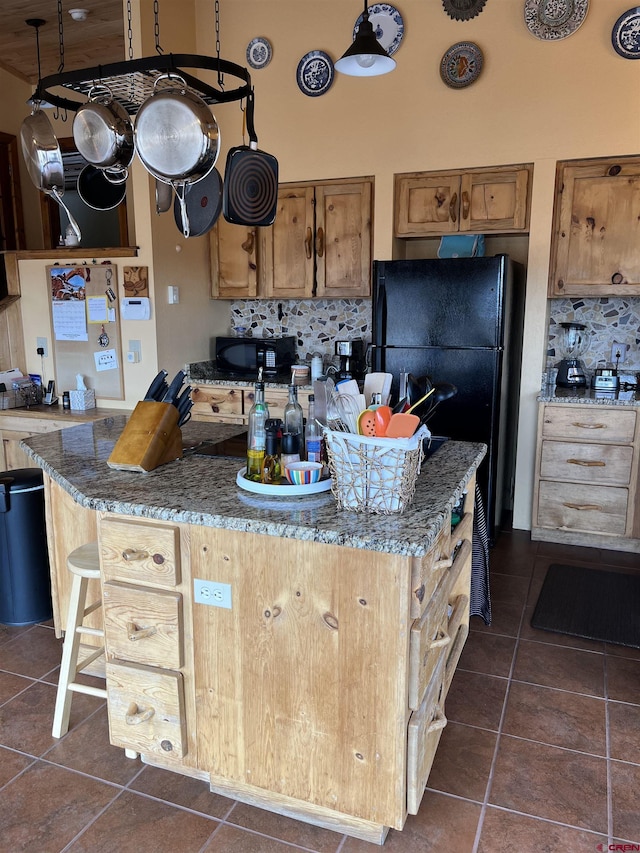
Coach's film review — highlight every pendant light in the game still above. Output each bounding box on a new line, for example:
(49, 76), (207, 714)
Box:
(335, 0), (396, 77)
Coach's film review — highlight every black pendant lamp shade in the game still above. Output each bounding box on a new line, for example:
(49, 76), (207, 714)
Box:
(335, 0), (396, 77)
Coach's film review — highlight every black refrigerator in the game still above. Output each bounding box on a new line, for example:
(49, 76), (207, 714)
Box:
(372, 255), (525, 542)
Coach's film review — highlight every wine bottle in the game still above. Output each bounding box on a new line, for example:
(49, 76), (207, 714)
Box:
(283, 384), (304, 459)
(246, 370), (269, 481)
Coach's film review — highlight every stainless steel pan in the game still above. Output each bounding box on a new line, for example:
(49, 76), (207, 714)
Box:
(19, 104), (81, 241)
(72, 85), (134, 175)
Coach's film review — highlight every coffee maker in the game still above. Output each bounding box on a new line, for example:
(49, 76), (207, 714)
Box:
(335, 339), (366, 381)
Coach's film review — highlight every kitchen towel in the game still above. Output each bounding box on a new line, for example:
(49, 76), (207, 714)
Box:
(470, 483), (491, 625)
(532, 563), (640, 648)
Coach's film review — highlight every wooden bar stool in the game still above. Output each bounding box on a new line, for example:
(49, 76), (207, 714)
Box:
(52, 542), (107, 738)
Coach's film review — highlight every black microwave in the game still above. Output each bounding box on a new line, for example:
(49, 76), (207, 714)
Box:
(215, 336), (297, 376)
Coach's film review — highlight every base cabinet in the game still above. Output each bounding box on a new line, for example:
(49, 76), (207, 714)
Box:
(190, 382), (311, 425)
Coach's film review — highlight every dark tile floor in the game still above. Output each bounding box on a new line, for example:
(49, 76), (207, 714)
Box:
(1, 530), (639, 852)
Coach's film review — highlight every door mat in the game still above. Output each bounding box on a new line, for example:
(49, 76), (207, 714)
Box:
(531, 563), (640, 649)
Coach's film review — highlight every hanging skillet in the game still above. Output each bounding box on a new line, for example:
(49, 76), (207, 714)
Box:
(19, 102), (81, 241)
(222, 91), (279, 227)
(72, 85), (134, 176)
(77, 164), (127, 211)
(173, 168), (223, 237)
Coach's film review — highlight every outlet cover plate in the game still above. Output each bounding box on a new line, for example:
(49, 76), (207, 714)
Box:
(611, 342), (628, 363)
(194, 579), (232, 609)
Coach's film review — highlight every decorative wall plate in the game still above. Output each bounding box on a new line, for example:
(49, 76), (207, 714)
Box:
(442, 0), (487, 21)
(353, 3), (404, 56)
(524, 0), (589, 41)
(611, 7), (640, 59)
(246, 37), (273, 70)
(440, 41), (484, 88)
(296, 50), (334, 97)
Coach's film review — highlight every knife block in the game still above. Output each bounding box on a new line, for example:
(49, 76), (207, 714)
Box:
(107, 401), (183, 472)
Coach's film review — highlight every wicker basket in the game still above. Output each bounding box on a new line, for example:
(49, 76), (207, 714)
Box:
(324, 426), (429, 514)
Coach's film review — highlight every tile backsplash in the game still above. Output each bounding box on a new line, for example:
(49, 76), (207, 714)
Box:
(548, 297), (640, 372)
(230, 298), (372, 363)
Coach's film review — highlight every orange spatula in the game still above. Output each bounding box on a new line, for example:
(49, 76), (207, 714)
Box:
(385, 388), (435, 437)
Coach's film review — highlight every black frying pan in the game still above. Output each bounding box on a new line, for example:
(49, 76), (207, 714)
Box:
(173, 168), (223, 237)
(222, 91), (278, 227)
(77, 164), (127, 211)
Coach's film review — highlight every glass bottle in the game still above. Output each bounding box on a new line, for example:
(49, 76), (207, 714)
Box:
(281, 432), (300, 469)
(304, 394), (322, 463)
(246, 370), (270, 481)
(262, 426), (281, 484)
(283, 384), (304, 460)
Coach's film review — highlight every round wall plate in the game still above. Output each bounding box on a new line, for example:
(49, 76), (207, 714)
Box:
(442, 0), (487, 21)
(611, 7), (640, 59)
(246, 37), (273, 69)
(296, 50), (334, 97)
(524, 0), (589, 41)
(440, 41), (484, 88)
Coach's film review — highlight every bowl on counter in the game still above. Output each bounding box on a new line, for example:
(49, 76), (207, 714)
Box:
(285, 461), (323, 485)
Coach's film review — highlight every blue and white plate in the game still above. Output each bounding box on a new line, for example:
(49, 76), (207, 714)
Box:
(296, 50), (334, 97)
(246, 37), (273, 69)
(353, 3), (404, 56)
(612, 7), (640, 59)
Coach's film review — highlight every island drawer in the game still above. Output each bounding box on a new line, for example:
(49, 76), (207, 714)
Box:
(540, 440), (634, 485)
(190, 385), (243, 420)
(106, 661), (186, 760)
(541, 407), (636, 443)
(408, 575), (451, 710)
(406, 651), (447, 815)
(410, 518), (452, 619)
(537, 481), (628, 535)
(100, 518), (181, 586)
(103, 581), (183, 669)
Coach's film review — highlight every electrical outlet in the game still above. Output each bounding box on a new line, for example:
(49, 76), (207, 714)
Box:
(36, 337), (48, 358)
(611, 342), (628, 364)
(168, 285), (180, 304)
(194, 579), (232, 609)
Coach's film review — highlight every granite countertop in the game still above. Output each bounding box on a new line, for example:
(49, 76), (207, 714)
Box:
(538, 386), (640, 406)
(20, 417), (485, 558)
(187, 360), (311, 390)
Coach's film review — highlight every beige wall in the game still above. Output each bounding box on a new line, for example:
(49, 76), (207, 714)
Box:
(3, 0), (639, 529)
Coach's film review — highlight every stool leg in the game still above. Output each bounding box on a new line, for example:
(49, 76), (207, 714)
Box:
(52, 574), (89, 738)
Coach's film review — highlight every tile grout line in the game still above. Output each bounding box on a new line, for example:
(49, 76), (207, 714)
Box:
(604, 654), (613, 845)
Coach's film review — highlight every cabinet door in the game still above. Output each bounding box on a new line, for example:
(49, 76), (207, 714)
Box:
(260, 186), (315, 298)
(549, 158), (640, 296)
(395, 174), (461, 236)
(315, 181), (373, 298)
(459, 167), (530, 233)
(190, 385), (244, 422)
(209, 217), (258, 298)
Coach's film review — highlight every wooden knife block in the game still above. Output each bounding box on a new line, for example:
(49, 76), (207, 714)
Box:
(107, 401), (183, 472)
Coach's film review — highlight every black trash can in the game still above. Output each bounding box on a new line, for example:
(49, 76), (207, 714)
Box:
(0, 468), (53, 626)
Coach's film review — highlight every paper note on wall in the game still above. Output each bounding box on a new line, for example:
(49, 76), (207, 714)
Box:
(87, 296), (109, 324)
(52, 300), (89, 341)
(94, 349), (119, 372)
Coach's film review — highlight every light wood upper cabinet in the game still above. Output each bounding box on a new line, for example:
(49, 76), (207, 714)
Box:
(260, 185), (316, 299)
(395, 164), (532, 237)
(548, 156), (640, 297)
(209, 216), (258, 299)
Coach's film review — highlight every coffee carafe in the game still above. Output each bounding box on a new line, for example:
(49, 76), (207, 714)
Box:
(556, 322), (588, 387)
(335, 339), (365, 382)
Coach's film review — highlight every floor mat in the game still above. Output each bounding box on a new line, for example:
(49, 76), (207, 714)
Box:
(531, 563), (640, 648)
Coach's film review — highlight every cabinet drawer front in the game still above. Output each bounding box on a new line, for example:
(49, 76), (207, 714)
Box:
(409, 576), (451, 710)
(100, 518), (180, 586)
(541, 440), (634, 485)
(106, 661), (186, 759)
(542, 407), (636, 443)
(103, 581), (183, 669)
(245, 388), (310, 421)
(407, 653), (447, 815)
(410, 519), (452, 619)
(191, 386), (243, 420)
(538, 481), (628, 535)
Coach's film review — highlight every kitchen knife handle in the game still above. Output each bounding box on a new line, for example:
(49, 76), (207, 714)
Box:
(461, 190), (470, 220)
(315, 226), (324, 258)
(305, 227), (313, 259)
(449, 192), (458, 223)
(567, 458), (606, 467)
(562, 502), (602, 511)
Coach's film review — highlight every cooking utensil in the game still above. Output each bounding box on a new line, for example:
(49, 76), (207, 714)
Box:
(155, 178), (173, 214)
(222, 91), (278, 227)
(374, 405), (392, 436)
(364, 372), (393, 407)
(421, 383), (457, 423)
(162, 370), (187, 405)
(173, 168), (223, 238)
(385, 388), (435, 438)
(72, 85), (135, 172)
(19, 103), (81, 241)
(77, 164), (127, 211)
(143, 370), (169, 401)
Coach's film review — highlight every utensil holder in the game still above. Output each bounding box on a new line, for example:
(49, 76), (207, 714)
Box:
(107, 401), (182, 472)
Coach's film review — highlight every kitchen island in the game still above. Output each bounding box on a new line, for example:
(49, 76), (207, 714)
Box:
(21, 418), (485, 844)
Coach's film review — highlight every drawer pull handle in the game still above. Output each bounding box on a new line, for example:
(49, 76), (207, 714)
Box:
(430, 630), (452, 651)
(122, 548), (149, 562)
(571, 422), (606, 430)
(125, 703), (155, 725)
(563, 502), (602, 511)
(433, 557), (453, 572)
(567, 458), (606, 467)
(449, 192), (458, 223)
(304, 226), (313, 259)
(461, 190), (470, 220)
(428, 708), (447, 733)
(126, 622), (157, 642)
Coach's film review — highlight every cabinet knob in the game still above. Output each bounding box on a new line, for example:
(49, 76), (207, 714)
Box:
(125, 703), (155, 725)
(122, 548), (149, 561)
(611, 272), (624, 285)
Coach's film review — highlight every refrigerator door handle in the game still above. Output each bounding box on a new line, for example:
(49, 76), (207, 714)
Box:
(374, 280), (386, 347)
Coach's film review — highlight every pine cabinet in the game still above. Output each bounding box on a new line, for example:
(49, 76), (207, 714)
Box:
(190, 382), (311, 424)
(395, 164), (532, 237)
(210, 177), (373, 300)
(548, 156), (640, 297)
